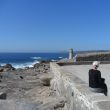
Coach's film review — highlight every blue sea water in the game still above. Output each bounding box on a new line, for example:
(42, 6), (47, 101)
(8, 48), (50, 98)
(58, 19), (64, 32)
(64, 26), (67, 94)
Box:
(0, 53), (68, 68)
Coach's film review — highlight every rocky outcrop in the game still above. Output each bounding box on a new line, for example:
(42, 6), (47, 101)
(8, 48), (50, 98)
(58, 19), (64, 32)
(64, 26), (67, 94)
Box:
(0, 64), (15, 72)
(4, 64), (15, 71)
(0, 62), (67, 110)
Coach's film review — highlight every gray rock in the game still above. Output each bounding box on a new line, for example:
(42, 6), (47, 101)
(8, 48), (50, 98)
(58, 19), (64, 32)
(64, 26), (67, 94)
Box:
(0, 69), (3, 72)
(38, 97), (66, 110)
(39, 74), (52, 86)
(3, 64), (15, 71)
(0, 92), (7, 99)
(0, 100), (40, 110)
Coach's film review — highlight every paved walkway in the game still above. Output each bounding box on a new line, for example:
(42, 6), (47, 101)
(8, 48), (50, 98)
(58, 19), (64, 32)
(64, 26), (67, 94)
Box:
(61, 64), (110, 97)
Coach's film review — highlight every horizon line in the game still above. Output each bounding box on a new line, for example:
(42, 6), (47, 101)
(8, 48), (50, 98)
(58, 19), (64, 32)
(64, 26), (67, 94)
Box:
(0, 49), (109, 53)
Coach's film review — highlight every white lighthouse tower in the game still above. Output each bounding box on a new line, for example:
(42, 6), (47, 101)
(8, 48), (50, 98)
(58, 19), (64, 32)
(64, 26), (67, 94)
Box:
(69, 48), (73, 59)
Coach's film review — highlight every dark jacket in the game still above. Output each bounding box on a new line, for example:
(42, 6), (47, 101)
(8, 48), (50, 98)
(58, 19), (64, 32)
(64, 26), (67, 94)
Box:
(89, 69), (104, 88)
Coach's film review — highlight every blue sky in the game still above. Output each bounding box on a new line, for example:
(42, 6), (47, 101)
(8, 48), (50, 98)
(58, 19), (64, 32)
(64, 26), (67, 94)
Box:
(0, 0), (110, 52)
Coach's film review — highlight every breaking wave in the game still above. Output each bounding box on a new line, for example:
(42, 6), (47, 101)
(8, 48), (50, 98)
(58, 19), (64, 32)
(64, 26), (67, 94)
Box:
(0, 60), (40, 69)
(13, 60), (40, 69)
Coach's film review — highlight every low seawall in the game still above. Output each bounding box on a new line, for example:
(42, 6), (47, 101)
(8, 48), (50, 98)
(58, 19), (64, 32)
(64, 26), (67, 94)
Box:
(50, 62), (110, 110)
(76, 52), (110, 61)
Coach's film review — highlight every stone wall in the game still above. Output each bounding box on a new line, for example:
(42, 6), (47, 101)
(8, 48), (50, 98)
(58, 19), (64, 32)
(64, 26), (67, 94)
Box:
(50, 62), (110, 110)
(76, 52), (110, 61)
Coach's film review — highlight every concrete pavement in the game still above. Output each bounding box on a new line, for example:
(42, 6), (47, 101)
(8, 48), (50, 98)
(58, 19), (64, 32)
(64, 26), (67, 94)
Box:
(61, 64), (110, 97)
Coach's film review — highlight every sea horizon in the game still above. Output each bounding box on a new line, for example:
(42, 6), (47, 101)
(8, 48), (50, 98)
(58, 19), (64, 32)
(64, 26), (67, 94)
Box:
(0, 52), (69, 69)
(0, 50), (109, 69)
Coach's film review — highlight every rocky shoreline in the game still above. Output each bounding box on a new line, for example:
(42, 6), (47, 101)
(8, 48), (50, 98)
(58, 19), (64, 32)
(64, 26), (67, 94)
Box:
(0, 62), (65, 110)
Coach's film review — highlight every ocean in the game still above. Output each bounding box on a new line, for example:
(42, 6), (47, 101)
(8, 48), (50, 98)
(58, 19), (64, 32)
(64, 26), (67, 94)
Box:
(0, 53), (68, 68)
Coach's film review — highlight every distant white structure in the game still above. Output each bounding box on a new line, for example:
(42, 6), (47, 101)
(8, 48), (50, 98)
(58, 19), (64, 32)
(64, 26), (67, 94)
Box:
(74, 54), (77, 62)
(69, 48), (73, 59)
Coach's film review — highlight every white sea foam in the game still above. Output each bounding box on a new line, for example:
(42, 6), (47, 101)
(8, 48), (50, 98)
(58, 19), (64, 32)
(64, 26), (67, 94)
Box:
(51, 59), (57, 62)
(0, 63), (7, 67)
(7, 60), (40, 69)
(31, 57), (41, 60)
(59, 57), (63, 59)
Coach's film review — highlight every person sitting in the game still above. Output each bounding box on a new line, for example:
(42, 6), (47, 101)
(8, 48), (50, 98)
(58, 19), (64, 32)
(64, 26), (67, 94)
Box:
(89, 61), (108, 96)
